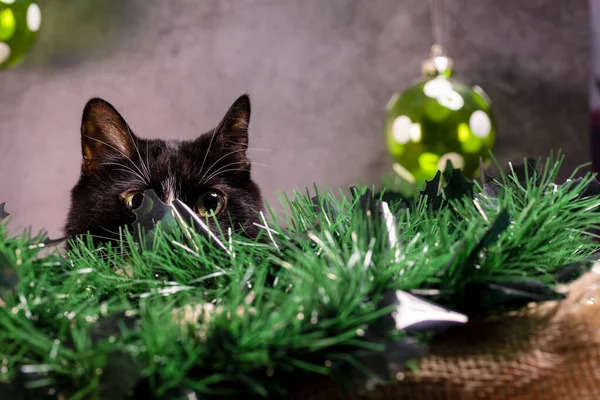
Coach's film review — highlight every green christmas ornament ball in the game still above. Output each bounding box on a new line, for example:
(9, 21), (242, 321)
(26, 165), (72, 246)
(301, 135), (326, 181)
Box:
(385, 45), (496, 184)
(0, 0), (41, 69)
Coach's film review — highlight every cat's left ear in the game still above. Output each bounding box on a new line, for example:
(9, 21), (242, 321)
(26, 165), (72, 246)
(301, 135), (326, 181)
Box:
(80, 98), (136, 175)
(213, 94), (251, 157)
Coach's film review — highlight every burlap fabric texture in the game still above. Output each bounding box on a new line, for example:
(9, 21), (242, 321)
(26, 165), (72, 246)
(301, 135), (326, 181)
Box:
(291, 267), (600, 400)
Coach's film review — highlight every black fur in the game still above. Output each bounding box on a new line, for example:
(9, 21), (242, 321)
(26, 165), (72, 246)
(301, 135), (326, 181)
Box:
(64, 95), (263, 246)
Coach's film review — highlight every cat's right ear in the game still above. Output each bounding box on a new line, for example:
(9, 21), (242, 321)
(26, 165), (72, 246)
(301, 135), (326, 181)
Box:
(80, 98), (135, 175)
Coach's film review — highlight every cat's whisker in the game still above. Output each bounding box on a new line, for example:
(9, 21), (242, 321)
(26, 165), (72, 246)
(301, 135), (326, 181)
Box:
(202, 160), (248, 183)
(84, 135), (149, 184)
(204, 168), (251, 183)
(203, 162), (250, 183)
(145, 141), (151, 179)
(98, 163), (148, 185)
(110, 172), (146, 185)
(199, 148), (247, 183)
(200, 148), (270, 183)
(251, 163), (269, 169)
(198, 130), (219, 186)
(126, 124), (152, 183)
(203, 161), (269, 183)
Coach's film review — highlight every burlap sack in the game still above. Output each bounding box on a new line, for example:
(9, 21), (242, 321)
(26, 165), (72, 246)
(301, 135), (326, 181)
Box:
(291, 267), (600, 400)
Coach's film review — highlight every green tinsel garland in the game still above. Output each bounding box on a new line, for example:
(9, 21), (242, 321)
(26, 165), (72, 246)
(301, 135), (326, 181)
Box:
(0, 155), (599, 400)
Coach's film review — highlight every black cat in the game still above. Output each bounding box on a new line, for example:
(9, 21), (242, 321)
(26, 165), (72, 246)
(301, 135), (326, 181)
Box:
(64, 94), (263, 246)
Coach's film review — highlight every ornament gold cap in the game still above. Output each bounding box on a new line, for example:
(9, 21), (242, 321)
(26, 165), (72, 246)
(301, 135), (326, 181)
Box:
(421, 44), (454, 77)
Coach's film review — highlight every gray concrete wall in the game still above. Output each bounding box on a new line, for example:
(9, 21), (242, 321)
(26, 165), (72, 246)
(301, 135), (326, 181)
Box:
(0, 0), (590, 237)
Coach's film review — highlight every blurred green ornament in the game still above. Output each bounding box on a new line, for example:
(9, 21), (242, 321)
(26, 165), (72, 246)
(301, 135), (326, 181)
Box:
(0, 0), (41, 70)
(385, 45), (496, 185)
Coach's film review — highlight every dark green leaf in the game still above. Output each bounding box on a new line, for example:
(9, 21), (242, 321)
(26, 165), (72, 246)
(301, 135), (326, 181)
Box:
(461, 279), (565, 314)
(561, 177), (600, 199)
(88, 312), (139, 345)
(441, 161), (474, 201)
(419, 170), (442, 210)
(350, 337), (426, 382)
(511, 158), (540, 187)
(552, 260), (593, 284)
(375, 190), (412, 212)
(0, 203), (8, 221)
(440, 209), (511, 285)
(0, 253), (18, 303)
(98, 351), (142, 400)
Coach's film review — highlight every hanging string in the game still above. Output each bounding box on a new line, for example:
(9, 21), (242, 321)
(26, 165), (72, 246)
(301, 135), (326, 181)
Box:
(428, 0), (445, 48)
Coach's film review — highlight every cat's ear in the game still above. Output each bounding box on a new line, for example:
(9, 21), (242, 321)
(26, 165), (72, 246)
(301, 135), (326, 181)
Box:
(80, 98), (135, 175)
(213, 94), (251, 156)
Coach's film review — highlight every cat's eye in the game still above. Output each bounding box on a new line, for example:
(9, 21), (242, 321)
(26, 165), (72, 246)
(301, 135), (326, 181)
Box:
(195, 191), (226, 217)
(123, 191), (144, 210)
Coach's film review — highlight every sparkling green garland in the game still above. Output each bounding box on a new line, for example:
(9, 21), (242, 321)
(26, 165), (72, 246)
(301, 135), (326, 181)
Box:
(0, 155), (599, 400)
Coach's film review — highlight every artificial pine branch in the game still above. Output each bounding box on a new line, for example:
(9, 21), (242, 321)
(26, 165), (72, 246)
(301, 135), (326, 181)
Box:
(0, 155), (599, 399)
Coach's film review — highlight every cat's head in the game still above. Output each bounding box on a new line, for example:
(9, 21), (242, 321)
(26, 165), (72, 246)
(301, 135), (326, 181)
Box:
(64, 94), (263, 246)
